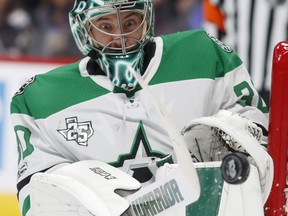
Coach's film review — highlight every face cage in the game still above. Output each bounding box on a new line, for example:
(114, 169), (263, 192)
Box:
(75, 2), (152, 56)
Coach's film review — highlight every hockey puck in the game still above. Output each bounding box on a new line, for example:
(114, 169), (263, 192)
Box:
(220, 153), (250, 184)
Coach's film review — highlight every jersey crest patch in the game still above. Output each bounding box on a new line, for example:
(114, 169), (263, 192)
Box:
(14, 76), (36, 96)
(206, 32), (233, 53)
(58, 117), (94, 146)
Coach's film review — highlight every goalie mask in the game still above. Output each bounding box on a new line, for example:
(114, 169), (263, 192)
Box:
(69, 0), (154, 91)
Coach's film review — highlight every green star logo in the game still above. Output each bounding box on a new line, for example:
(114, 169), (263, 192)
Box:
(109, 121), (167, 183)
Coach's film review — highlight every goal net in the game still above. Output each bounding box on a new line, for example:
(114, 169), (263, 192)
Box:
(265, 41), (288, 216)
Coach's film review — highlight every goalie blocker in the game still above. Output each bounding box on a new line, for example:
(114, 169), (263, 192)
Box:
(30, 160), (200, 216)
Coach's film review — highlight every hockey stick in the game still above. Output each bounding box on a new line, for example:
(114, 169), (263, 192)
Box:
(129, 67), (201, 196)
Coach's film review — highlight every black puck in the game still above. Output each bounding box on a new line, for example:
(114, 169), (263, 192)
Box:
(221, 153), (250, 184)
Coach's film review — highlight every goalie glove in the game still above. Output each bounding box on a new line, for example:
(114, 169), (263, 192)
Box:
(181, 110), (273, 203)
(181, 123), (230, 162)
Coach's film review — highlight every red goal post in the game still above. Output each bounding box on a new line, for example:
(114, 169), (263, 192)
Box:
(265, 41), (288, 216)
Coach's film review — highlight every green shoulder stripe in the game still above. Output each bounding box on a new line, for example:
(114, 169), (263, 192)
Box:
(11, 61), (110, 119)
(150, 30), (242, 85)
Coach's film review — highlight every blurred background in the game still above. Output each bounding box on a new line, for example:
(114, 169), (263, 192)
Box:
(0, 0), (203, 58)
(0, 0), (287, 215)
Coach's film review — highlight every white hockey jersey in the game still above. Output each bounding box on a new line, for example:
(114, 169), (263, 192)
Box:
(10, 29), (269, 216)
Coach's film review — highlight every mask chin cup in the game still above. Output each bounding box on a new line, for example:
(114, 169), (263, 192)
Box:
(95, 50), (144, 91)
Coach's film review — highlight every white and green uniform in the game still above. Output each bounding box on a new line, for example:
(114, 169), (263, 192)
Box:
(11, 30), (268, 216)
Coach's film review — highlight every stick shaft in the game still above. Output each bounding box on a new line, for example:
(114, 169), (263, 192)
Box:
(129, 67), (200, 196)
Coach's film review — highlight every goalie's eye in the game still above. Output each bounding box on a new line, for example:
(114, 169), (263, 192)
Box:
(125, 20), (135, 27)
(99, 23), (112, 31)
(122, 13), (143, 32)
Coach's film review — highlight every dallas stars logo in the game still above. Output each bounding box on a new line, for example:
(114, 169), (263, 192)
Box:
(58, 117), (94, 146)
(110, 121), (167, 184)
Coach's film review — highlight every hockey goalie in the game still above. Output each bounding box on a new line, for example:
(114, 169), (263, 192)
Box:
(19, 110), (273, 216)
(10, 0), (273, 215)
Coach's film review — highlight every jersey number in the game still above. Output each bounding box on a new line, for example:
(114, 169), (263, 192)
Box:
(14, 126), (34, 163)
(234, 81), (268, 113)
